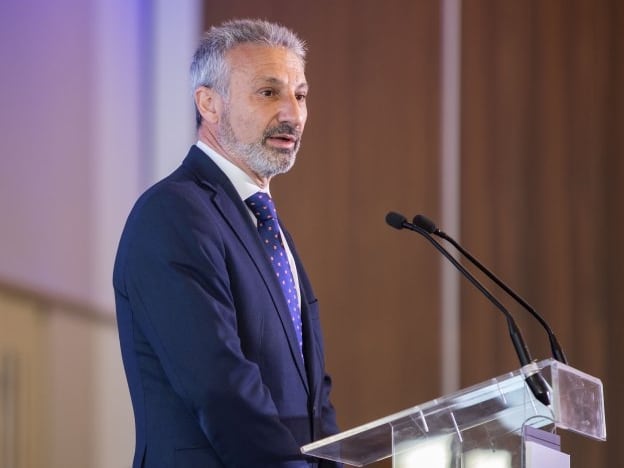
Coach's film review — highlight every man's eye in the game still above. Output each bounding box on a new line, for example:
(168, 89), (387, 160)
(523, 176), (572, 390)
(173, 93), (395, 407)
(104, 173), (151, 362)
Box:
(260, 89), (275, 97)
(296, 94), (307, 102)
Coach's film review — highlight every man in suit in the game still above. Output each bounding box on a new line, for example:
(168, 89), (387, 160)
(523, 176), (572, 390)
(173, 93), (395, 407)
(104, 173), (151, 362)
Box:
(113, 19), (340, 468)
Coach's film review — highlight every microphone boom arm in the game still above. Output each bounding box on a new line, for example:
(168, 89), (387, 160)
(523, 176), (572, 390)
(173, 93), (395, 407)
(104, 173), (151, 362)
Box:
(385, 211), (551, 406)
(413, 214), (567, 364)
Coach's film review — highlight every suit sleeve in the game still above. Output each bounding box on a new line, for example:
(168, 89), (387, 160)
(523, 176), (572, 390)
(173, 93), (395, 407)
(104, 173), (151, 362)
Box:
(118, 188), (309, 467)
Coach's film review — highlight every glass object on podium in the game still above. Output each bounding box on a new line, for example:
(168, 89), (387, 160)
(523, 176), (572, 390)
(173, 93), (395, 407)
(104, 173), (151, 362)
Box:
(301, 359), (605, 467)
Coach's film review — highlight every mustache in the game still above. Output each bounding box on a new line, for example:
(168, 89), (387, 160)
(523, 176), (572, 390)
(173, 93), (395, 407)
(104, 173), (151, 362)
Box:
(263, 123), (302, 141)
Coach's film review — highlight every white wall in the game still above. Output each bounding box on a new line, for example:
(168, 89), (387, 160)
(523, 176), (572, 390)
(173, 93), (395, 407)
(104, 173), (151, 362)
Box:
(0, 0), (97, 308)
(0, 0), (199, 313)
(0, 0), (200, 466)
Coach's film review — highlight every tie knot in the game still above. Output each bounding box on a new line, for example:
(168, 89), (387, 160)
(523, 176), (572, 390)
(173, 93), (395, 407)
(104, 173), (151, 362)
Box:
(245, 192), (278, 222)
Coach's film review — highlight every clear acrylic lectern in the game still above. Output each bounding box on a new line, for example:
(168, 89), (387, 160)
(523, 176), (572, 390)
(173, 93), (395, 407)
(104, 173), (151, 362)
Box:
(301, 359), (605, 467)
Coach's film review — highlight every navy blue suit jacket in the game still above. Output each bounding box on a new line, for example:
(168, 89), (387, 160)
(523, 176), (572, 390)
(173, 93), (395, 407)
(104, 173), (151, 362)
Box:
(113, 146), (340, 467)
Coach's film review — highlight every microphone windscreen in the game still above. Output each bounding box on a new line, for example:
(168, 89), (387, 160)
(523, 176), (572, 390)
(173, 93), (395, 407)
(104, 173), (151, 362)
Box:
(385, 212), (407, 230)
(413, 214), (437, 233)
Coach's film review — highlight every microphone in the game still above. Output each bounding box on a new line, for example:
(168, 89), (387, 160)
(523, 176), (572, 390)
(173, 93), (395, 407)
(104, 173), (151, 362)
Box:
(386, 211), (551, 406)
(412, 214), (567, 364)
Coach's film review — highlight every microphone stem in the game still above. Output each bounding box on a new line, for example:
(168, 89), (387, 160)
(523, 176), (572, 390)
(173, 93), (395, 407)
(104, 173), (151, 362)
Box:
(436, 231), (567, 364)
(387, 213), (552, 406)
(406, 224), (529, 363)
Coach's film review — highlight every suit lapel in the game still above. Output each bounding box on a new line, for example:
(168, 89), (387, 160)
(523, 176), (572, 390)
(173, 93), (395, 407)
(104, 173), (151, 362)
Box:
(282, 227), (322, 402)
(182, 147), (310, 394)
(299, 282), (322, 403)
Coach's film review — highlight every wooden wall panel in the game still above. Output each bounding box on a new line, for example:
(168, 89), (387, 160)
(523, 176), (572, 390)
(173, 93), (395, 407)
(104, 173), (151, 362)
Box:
(0, 293), (44, 468)
(604, 0), (624, 463)
(461, 0), (623, 465)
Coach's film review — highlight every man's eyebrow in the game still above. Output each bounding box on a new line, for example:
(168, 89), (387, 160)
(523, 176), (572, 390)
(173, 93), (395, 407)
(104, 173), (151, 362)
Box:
(257, 76), (283, 85)
(255, 76), (309, 90)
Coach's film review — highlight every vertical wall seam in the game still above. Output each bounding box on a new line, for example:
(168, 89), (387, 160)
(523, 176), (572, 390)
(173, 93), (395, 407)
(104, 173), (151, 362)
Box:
(440, 0), (462, 394)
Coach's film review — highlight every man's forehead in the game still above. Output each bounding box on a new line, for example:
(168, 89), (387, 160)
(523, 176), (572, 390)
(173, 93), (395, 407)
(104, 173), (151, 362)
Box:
(226, 44), (304, 69)
(226, 44), (307, 86)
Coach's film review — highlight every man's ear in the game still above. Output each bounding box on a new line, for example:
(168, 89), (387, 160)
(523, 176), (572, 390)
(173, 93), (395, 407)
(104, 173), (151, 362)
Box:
(194, 86), (222, 124)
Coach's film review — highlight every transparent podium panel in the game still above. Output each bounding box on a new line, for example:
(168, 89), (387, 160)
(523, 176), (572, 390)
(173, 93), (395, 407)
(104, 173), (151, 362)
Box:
(301, 360), (605, 467)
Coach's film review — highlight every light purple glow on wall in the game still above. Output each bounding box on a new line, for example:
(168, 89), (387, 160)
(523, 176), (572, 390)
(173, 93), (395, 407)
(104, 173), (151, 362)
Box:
(0, 0), (153, 310)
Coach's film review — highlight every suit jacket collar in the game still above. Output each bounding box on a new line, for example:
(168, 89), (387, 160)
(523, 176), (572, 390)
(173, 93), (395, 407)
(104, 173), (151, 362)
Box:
(181, 146), (311, 394)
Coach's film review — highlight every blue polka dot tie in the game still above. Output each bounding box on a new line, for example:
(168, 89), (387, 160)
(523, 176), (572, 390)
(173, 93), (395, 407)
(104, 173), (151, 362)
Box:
(245, 192), (304, 358)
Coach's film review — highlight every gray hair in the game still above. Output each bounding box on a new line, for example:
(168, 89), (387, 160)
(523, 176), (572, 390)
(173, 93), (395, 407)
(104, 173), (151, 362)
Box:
(190, 19), (307, 127)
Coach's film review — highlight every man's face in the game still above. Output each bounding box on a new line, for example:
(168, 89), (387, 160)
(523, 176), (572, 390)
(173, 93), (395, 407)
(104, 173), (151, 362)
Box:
(216, 44), (308, 180)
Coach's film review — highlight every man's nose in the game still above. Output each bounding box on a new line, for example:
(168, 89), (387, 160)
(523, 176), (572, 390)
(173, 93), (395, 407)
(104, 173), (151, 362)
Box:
(278, 93), (306, 128)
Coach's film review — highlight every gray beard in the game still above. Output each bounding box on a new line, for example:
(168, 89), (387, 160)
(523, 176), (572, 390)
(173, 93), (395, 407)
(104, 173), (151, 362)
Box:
(218, 110), (301, 179)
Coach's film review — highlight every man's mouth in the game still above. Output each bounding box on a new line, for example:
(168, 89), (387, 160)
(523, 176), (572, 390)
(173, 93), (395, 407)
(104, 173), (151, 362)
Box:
(266, 133), (298, 149)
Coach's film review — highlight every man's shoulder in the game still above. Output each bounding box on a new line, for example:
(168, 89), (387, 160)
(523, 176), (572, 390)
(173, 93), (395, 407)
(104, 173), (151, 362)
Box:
(113, 154), (231, 288)
(131, 147), (226, 215)
(127, 172), (221, 236)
